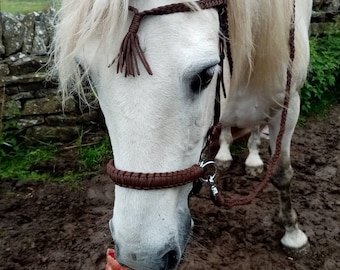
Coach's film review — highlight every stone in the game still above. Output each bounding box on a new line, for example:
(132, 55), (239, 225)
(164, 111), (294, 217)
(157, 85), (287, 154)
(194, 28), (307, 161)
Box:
(45, 111), (99, 125)
(0, 72), (46, 87)
(22, 96), (75, 115)
(32, 16), (48, 55)
(79, 111), (99, 123)
(1, 13), (25, 56)
(11, 91), (35, 100)
(41, 8), (56, 46)
(323, 0), (340, 12)
(0, 64), (10, 78)
(3, 100), (22, 119)
(9, 55), (48, 75)
(17, 116), (45, 129)
(22, 13), (35, 54)
(78, 92), (100, 111)
(35, 88), (59, 98)
(0, 14), (5, 56)
(18, 82), (48, 93)
(0, 92), (4, 104)
(26, 125), (80, 142)
(313, 0), (340, 12)
(3, 116), (45, 130)
(4, 52), (26, 64)
(4, 85), (19, 95)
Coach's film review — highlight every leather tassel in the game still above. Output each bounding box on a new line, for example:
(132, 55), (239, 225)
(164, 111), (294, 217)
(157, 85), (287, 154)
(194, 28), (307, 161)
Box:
(116, 7), (153, 77)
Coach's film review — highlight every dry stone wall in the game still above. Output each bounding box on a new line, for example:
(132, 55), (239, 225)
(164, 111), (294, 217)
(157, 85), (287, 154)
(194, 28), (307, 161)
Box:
(312, 0), (340, 34)
(0, 9), (101, 142)
(0, 1), (339, 143)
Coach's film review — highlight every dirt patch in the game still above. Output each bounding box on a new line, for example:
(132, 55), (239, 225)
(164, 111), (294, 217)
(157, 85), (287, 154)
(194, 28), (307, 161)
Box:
(1, 105), (339, 270)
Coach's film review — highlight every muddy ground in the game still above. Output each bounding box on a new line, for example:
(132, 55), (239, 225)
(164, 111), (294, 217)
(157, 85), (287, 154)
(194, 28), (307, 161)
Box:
(1, 105), (339, 270)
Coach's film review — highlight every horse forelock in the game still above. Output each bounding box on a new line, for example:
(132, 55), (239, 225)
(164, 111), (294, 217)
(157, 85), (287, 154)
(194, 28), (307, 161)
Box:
(52, 0), (203, 104)
(52, 0), (130, 103)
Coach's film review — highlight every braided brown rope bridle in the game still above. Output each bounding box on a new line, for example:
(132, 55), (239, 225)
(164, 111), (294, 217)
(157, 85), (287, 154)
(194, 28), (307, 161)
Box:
(107, 0), (296, 208)
(108, 0), (229, 189)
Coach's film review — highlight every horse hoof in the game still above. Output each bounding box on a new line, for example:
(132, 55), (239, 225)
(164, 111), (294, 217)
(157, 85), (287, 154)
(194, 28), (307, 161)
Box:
(215, 159), (232, 173)
(281, 229), (309, 258)
(245, 165), (263, 177)
(282, 242), (310, 258)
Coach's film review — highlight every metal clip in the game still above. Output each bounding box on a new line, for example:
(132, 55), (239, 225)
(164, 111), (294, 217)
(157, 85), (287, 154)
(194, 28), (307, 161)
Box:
(199, 161), (220, 198)
(199, 161), (217, 183)
(207, 175), (220, 198)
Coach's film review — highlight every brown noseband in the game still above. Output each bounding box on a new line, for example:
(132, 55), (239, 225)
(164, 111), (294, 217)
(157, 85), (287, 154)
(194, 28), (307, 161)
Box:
(107, 160), (204, 190)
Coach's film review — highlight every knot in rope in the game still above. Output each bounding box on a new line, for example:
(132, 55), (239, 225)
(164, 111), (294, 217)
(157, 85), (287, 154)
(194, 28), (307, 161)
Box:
(129, 7), (143, 34)
(115, 7), (152, 77)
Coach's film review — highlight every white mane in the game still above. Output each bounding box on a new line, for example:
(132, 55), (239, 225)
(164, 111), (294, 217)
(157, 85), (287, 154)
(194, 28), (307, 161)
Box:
(53, 0), (129, 101)
(53, 0), (300, 101)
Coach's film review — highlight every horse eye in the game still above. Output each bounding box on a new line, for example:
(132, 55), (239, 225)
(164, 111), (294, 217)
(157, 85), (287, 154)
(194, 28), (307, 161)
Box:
(190, 67), (215, 93)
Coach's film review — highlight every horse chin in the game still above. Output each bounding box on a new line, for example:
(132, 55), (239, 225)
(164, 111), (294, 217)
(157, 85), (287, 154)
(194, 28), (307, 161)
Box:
(110, 210), (192, 270)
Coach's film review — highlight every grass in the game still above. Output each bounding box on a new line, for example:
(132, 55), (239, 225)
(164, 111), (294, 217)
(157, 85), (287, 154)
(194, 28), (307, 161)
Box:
(0, 143), (58, 181)
(0, 0), (52, 14)
(0, 134), (112, 183)
(79, 137), (112, 171)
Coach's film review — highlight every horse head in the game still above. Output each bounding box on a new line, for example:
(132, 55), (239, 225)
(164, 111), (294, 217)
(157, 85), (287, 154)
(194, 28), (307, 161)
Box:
(55, 1), (225, 269)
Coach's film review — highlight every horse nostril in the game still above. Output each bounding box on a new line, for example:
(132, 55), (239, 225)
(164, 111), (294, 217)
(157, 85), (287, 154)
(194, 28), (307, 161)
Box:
(162, 250), (180, 270)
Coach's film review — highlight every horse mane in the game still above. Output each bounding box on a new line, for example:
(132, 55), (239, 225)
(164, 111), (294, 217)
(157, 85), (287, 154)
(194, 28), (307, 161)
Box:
(52, 0), (129, 102)
(53, 0), (301, 102)
(228, 0), (296, 96)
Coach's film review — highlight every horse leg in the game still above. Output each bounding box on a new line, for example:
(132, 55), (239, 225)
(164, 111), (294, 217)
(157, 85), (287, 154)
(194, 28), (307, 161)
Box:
(269, 93), (308, 254)
(215, 125), (233, 172)
(245, 126), (264, 176)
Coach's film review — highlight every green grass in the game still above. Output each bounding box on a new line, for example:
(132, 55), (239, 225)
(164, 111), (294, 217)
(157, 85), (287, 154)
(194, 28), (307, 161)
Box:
(300, 30), (340, 116)
(0, 0), (51, 14)
(0, 134), (112, 183)
(79, 137), (112, 171)
(0, 143), (58, 181)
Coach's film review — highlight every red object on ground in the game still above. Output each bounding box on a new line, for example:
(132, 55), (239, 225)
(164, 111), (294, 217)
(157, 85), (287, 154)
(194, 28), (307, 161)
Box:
(106, 249), (128, 270)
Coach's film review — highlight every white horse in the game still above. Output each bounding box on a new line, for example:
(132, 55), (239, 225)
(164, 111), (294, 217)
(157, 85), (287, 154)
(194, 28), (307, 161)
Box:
(53, 0), (312, 269)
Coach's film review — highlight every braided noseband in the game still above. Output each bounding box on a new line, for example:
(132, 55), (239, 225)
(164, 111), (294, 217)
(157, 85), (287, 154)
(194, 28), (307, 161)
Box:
(107, 160), (204, 190)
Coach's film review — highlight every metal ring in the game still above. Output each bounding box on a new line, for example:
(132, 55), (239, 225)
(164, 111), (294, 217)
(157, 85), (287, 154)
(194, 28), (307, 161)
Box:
(199, 160), (217, 183)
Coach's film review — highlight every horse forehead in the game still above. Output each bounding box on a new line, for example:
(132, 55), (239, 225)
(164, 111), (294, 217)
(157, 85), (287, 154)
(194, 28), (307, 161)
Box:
(148, 9), (218, 35)
(130, 0), (219, 42)
(139, 11), (220, 65)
